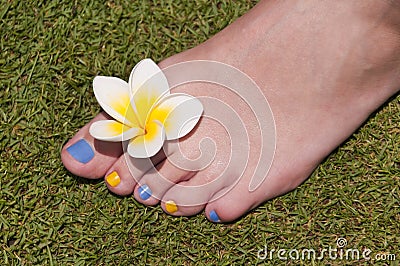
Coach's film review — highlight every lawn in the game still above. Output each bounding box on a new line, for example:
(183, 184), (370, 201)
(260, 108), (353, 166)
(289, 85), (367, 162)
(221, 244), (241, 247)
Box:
(0, 0), (399, 265)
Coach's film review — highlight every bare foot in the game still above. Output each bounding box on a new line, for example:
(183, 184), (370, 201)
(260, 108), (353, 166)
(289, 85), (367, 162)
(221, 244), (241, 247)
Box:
(61, 0), (400, 222)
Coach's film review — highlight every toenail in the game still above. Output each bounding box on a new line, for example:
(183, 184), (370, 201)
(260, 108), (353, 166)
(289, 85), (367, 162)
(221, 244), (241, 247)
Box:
(209, 210), (220, 223)
(66, 139), (94, 164)
(138, 184), (152, 200)
(106, 171), (120, 187)
(165, 200), (178, 214)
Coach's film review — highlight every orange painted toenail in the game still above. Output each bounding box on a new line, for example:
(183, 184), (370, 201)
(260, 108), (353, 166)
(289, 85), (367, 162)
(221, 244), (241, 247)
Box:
(106, 171), (120, 187)
(165, 200), (178, 214)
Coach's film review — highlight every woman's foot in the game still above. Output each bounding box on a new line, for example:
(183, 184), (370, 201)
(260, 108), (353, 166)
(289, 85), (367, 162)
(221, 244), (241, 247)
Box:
(61, 0), (400, 222)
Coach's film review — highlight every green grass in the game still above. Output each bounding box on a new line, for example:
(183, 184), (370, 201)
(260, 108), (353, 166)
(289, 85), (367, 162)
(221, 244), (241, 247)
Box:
(0, 0), (399, 265)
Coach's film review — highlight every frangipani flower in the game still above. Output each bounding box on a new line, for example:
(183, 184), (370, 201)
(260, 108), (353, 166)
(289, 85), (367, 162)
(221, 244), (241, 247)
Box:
(89, 59), (203, 158)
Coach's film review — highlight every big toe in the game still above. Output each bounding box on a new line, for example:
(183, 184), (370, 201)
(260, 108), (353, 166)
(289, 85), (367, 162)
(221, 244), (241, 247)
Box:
(61, 112), (123, 179)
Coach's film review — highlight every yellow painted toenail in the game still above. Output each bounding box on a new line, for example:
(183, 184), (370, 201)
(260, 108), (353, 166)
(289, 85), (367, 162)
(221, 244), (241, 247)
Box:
(165, 200), (178, 214)
(106, 171), (120, 187)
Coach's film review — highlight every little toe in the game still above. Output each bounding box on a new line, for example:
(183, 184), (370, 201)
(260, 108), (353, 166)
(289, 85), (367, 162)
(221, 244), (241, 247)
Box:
(204, 185), (259, 223)
(61, 112), (123, 179)
(204, 168), (306, 223)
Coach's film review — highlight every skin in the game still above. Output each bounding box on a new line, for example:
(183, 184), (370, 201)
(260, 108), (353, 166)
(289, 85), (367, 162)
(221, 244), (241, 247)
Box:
(61, 0), (400, 222)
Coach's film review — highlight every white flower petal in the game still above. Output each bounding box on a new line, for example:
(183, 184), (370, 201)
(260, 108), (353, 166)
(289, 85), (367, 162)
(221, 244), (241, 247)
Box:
(93, 76), (139, 127)
(127, 120), (165, 158)
(149, 93), (203, 140)
(128, 59), (169, 97)
(126, 59), (171, 127)
(89, 120), (143, 142)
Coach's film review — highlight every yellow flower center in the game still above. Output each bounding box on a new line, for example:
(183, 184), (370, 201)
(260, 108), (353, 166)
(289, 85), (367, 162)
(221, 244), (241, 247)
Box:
(144, 121), (159, 141)
(147, 107), (170, 131)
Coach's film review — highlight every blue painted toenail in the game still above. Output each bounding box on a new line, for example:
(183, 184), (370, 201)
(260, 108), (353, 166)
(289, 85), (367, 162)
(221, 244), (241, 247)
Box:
(66, 139), (94, 164)
(209, 210), (220, 222)
(138, 184), (152, 200)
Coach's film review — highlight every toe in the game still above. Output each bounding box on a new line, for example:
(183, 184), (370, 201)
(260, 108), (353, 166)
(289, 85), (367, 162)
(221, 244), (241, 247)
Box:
(204, 185), (258, 223)
(105, 151), (167, 196)
(159, 169), (234, 217)
(134, 158), (193, 205)
(61, 112), (123, 179)
(104, 156), (137, 196)
(204, 167), (307, 222)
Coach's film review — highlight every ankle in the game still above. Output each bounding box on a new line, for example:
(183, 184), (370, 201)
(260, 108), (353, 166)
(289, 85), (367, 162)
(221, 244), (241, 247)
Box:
(356, 1), (400, 33)
(347, 1), (400, 79)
